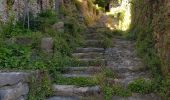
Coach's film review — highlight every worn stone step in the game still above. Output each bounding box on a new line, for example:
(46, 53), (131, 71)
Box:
(53, 85), (100, 96)
(76, 58), (106, 66)
(112, 93), (161, 100)
(47, 96), (78, 100)
(62, 67), (101, 74)
(112, 67), (132, 73)
(84, 34), (100, 39)
(83, 40), (102, 47)
(75, 48), (105, 53)
(62, 74), (93, 78)
(72, 52), (104, 59)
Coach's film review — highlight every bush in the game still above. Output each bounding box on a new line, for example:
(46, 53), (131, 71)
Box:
(128, 78), (153, 94)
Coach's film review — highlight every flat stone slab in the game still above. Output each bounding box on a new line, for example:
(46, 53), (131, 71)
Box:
(112, 93), (162, 100)
(47, 96), (78, 100)
(0, 72), (29, 87)
(83, 40), (102, 47)
(0, 82), (29, 100)
(72, 52), (104, 59)
(63, 67), (101, 74)
(62, 74), (93, 78)
(53, 85), (100, 96)
(75, 48), (104, 53)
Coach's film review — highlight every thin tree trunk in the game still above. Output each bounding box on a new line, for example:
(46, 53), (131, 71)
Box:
(23, 0), (26, 28)
(55, 0), (59, 13)
(23, 0), (30, 29)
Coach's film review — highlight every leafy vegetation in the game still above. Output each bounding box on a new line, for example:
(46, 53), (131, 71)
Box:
(128, 78), (153, 94)
(28, 71), (53, 100)
(102, 84), (131, 100)
(128, 0), (170, 99)
(0, 7), (85, 99)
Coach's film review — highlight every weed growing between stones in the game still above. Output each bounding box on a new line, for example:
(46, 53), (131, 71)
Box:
(128, 78), (153, 94)
(28, 71), (53, 100)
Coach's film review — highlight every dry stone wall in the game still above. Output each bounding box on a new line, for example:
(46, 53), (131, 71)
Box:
(0, 72), (30, 100)
(130, 0), (170, 76)
(0, 0), (55, 22)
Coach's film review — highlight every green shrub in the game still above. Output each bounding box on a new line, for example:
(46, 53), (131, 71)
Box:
(103, 85), (114, 100)
(0, 44), (31, 69)
(102, 84), (131, 100)
(128, 78), (153, 94)
(28, 71), (52, 100)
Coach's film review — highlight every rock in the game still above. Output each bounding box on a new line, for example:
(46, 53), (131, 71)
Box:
(5, 38), (16, 45)
(52, 22), (64, 32)
(15, 37), (32, 46)
(112, 93), (161, 100)
(0, 72), (29, 87)
(47, 96), (78, 100)
(0, 82), (29, 100)
(53, 85), (100, 96)
(41, 37), (54, 54)
(75, 48), (104, 53)
(62, 74), (93, 78)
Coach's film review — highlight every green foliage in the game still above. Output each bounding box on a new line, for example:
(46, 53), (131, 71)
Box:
(103, 68), (115, 78)
(102, 84), (131, 100)
(101, 36), (112, 48)
(28, 10), (58, 31)
(94, 0), (108, 8)
(102, 85), (114, 100)
(0, 18), (31, 38)
(128, 78), (153, 94)
(158, 78), (170, 100)
(28, 71), (52, 100)
(0, 44), (31, 69)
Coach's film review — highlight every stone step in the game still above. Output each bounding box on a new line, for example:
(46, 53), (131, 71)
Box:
(47, 96), (78, 100)
(72, 52), (104, 59)
(62, 67), (101, 74)
(112, 67), (132, 73)
(116, 71), (150, 79)
(84, 34), (100, 39)
(62, 74), (93, 78)
(112, 93), (161, 100)
(53, 85), (100, 96)
(76, 58), (106, 66)
(83, 40), (102, 47)
(75, 48), (104, 53)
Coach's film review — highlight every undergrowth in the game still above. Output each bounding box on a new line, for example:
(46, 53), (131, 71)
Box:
(0, 9), (85, 99)
(127, 27), (170, 99)
(55, 76), (98, 87)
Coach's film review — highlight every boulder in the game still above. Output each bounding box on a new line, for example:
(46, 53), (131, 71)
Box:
(15, 37), (32, 46)
(52, 22), (64, 32)
(41, 37), (54, 54)
(0, 82), (29, 100)
(0, 72), (29, 87)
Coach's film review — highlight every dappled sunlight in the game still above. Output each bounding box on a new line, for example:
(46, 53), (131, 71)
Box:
(106, 0), (131, 31)
(77, 0), (83, 3)
(106, 23), (115, 30)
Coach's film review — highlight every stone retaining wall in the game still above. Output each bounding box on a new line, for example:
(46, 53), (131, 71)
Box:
(0, 0), (55, 22)
(0, 72), (31, 100)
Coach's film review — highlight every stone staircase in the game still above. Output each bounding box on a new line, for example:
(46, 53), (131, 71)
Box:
(47, 28), (105, 100)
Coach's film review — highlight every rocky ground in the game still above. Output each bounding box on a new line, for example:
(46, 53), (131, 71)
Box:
(105, 37), (161, 100)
